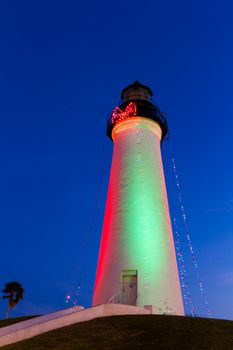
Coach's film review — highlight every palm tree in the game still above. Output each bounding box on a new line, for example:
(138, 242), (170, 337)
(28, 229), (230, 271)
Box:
(2, 281), (24, 319)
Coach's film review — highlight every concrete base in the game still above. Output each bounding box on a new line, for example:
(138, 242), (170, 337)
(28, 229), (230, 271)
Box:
(0, 304), (151, 347)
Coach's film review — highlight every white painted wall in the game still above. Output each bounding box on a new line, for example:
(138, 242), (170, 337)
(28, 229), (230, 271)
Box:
(93, 118), (184, 316)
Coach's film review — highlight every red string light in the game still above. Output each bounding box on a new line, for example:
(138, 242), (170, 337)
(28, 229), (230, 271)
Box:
(111, 102), (137, 124)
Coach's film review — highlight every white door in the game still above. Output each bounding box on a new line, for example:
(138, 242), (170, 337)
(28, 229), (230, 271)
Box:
(122, 274), (137, 305)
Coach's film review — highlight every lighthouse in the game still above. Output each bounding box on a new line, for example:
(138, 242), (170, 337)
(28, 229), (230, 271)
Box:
(93, 81), (184, 315)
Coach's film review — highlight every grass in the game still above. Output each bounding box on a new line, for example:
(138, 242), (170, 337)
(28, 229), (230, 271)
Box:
(0, 316), (38, 329)
(1, 314), (233, 349)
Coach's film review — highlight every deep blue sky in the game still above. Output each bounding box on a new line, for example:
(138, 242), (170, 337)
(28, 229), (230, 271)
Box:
(0, 0), (233, 320)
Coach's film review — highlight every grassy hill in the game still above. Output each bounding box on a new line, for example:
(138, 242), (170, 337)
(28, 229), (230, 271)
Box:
(1, 314), (233, 350)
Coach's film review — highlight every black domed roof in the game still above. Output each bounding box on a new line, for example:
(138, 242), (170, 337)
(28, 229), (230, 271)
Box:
(107, 81), (168, 141)
(121, 80), (153, 100)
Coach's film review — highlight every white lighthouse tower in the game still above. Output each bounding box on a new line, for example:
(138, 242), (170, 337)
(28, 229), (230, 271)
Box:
(93, 81), (184, 315)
